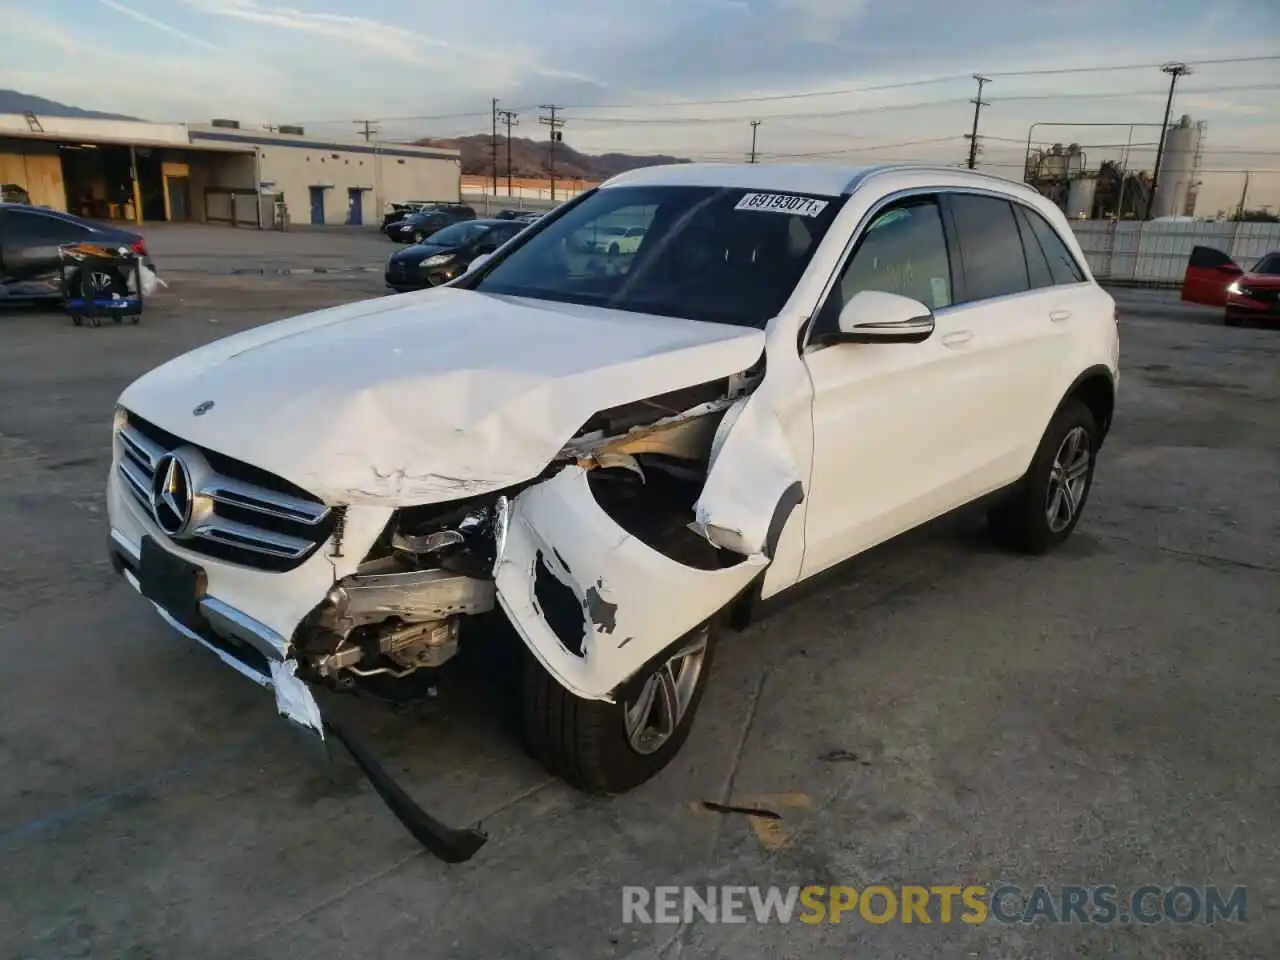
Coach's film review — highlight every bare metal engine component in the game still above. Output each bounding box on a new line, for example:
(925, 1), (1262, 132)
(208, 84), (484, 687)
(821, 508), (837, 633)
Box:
(379, 619), (460, 671)
(325, 568), (495, 632)
(312, 617), (461, 678)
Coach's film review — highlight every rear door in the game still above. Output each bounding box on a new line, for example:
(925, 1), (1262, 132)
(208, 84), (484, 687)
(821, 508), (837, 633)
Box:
(1, 208), (95, 296)
(1181, 245), (1243, 306)
(939, 192), (1081, 488)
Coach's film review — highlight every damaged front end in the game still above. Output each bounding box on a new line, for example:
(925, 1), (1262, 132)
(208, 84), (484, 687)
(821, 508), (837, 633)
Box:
(114, 354), (804, 861)
(291, 359), (801, 711)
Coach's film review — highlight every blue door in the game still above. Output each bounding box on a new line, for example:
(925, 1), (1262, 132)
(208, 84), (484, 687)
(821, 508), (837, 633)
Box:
(309, 186), (325, 225)
(346, 188), (363, 225)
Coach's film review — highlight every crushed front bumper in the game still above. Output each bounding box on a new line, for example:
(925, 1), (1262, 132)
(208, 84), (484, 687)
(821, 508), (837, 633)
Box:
(106, 526), (488, 863)
(107, 529), (324, 736)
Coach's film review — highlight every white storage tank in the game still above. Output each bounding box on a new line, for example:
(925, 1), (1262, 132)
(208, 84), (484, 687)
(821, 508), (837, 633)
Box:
(1040, 144), (1069, 180)
(1066, 176), (1098, 219)
(1152, 115), (1203, 218)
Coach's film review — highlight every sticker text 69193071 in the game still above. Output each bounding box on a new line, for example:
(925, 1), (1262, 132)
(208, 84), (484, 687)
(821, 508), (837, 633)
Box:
(734, 193), (830, 218)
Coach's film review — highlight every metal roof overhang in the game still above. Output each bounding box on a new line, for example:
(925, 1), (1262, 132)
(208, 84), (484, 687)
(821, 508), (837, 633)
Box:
(0, 130), (255, 153)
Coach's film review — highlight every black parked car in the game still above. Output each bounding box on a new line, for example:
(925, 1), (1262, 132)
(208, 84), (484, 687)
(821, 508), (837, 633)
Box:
(385, 218), (526, 292)
(0, 203), (151, 301)
(383, 202), (477, 242)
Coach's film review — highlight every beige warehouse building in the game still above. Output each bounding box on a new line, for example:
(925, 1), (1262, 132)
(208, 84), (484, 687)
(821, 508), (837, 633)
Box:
(0, 112), (460, 228)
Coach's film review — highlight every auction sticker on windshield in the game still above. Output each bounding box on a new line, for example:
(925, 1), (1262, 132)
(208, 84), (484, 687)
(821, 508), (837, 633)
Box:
(735, 193), (830, 217)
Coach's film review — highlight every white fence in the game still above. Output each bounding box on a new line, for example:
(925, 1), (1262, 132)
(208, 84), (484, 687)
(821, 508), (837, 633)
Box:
(1069, 220), (1280, 285)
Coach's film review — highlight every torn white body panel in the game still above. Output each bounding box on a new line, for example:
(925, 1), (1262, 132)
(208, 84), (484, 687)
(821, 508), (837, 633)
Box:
(692, 389), (805, 559)
(495, 467), (766, 701)
(118, 289), (765, 507)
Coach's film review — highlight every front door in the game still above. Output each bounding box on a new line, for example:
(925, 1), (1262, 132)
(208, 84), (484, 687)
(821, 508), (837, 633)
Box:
(309, 186), (325, 225)
(347, 188), (363, 225)
(1180, 245), (1242, 306)
(165, 176), (190, 221)
(800, 195), (983, 579)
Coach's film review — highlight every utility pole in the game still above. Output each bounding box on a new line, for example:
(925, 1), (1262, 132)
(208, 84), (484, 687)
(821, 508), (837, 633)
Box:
(490, 98), (500, 196)
(965, 74), (990, 170)
(748, 120), (761, 163)
(497, 108), (519, 197)
(538, 105), (565, 201)
(355, 119), (379, 142)
(1148, 61), (1191, 220)
(1236, 170), (1251, 220)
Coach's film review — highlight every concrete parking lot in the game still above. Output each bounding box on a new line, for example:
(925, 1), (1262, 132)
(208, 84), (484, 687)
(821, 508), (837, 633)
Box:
(0, 263), (1277, 959)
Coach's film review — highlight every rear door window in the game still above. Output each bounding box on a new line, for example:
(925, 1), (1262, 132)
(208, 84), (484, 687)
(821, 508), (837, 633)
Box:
(1021, 206), (1084, 284)
(1014, 206), (1054, 290)
(947, 194), (1030, 302)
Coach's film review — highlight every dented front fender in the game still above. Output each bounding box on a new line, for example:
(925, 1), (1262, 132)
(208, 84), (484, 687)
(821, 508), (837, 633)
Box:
(494, 467), (767, 701)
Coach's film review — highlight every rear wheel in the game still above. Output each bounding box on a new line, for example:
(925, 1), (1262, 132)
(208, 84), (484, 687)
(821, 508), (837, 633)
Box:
(988, 399), (1098, 554)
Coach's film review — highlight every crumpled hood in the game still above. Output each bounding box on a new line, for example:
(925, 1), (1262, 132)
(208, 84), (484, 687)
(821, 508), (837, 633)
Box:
(119, 288), (764, 506)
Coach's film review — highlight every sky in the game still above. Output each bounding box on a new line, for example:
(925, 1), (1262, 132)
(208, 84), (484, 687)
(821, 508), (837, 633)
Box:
(3, 0), (1279, 213)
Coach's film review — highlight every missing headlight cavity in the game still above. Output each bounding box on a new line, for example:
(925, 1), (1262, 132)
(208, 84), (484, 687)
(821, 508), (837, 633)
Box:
(533, 549), (587, 656)
(586, 455), (731, 570)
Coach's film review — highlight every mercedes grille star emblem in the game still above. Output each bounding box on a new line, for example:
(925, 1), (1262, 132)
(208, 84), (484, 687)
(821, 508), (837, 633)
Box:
(193, 400), (215, 416)
(152, 453), (193, 536)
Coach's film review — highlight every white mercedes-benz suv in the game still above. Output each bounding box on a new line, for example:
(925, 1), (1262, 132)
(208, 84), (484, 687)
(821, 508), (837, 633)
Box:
(107, 163), (1118, 858)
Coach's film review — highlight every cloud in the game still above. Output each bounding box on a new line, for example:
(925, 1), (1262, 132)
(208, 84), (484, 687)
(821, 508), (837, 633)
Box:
(93, 0), (226, 54)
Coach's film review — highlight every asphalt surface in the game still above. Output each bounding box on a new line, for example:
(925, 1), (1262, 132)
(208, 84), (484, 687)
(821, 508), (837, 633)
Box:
(0, 261), (1277, 959)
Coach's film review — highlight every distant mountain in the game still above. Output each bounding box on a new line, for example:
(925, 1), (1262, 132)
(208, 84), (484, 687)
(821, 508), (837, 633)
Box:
(416, 133), (688, 181)
(0, 89), (138, 121)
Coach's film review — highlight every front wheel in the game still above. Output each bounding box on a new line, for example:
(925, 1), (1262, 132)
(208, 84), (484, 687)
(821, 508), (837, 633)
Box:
(988, 398), (1098, 554)
(521, 618), (719, 794)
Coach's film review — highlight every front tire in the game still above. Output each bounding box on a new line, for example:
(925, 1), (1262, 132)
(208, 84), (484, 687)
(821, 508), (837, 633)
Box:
(988, 398), (1098, 554)
(522, 618), (719, 794)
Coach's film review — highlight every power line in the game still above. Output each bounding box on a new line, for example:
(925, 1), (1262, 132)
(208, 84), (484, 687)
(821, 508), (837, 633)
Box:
(552, 54), (1280, 111)
(558, 84), (1280, 126)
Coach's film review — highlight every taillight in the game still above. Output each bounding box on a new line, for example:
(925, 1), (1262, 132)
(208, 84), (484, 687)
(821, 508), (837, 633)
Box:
(131, 238), (147, 256)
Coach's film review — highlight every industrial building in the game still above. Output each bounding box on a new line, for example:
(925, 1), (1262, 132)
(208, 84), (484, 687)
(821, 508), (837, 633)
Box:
(0, 112), (460, 228)
(1025, 114), (1205, 221)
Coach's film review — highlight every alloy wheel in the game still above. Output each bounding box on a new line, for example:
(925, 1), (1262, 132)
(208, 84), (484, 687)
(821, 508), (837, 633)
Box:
(1045, 425), (1091, 533)
(623, 626), (709, 755)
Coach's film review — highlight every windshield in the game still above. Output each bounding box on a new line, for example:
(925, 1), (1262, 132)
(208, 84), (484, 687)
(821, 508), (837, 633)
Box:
(472, 185), (846, 328)
(1252, 252), (1280, 275)
(427, 222), (490, 246)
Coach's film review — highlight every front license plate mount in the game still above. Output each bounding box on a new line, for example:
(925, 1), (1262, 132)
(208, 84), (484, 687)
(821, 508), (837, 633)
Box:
(138, 535), (206, 626)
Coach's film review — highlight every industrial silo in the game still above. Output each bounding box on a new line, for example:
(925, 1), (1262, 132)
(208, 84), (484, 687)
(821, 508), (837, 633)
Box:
(1066, 175), (1098, 220)
(1152, 115), (1204, 218)
(1041, 144), (1069, 180)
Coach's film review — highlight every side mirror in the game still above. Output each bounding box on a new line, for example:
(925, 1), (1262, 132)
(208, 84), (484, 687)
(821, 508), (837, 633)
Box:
(466, 253), (493, 274)
(828, 290), (935, 344)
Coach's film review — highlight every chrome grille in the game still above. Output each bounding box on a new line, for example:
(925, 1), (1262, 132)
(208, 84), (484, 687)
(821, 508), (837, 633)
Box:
(116, 412), (335, 572)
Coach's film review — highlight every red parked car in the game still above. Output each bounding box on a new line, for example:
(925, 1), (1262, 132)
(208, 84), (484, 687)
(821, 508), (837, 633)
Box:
(1181, 245), (1280, 327)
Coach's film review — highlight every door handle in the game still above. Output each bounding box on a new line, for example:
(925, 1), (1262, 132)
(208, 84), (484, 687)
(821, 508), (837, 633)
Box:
(1049, 310), (1072, 323)
(941, 330), (973, 348)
